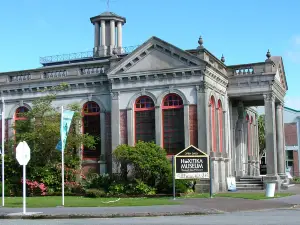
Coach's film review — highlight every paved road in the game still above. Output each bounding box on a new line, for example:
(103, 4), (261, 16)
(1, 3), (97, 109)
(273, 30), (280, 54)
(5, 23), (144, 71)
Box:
(1, 208), (300, 225)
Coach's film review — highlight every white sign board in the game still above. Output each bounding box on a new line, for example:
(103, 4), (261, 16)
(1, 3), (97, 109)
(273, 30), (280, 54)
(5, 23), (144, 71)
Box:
(226, 177), (237, 191)
(16, 141), (31, 166)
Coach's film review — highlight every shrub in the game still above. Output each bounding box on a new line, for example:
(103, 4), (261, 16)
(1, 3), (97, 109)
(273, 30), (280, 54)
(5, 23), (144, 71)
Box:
(108, 183), (127, 196)
(85, 189), (106, 198)
(21, 179), (48, 196)
(65, 181), (85, 194)
(126, 180), (156, 195)
(113, 141), (171, 191)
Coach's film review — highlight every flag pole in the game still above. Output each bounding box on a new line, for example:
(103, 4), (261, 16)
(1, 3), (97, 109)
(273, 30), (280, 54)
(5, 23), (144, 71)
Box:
(61, 106), (64, 206)
(1, 97), (5, 207)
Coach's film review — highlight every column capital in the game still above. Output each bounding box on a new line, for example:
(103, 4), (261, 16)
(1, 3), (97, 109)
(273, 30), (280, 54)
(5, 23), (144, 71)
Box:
(276, 102), (284, 109)
(111, 91), (119, 100)
(263, 93), (275, 102)
(196, 81), (208, 93)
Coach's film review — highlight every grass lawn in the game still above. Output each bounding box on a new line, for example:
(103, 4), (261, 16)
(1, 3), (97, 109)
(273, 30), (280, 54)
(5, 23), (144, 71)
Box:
(182, 192), (295, 200)
(0, 192), (295, 207)
(0, 196), (180, 208)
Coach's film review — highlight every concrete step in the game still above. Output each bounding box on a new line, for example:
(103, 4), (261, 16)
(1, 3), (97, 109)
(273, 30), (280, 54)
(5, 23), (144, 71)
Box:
(236, 176), (264, 190)
(239, 178), (262, 182)
(236, 186), (264, 190)
(236, 180), (263, 184)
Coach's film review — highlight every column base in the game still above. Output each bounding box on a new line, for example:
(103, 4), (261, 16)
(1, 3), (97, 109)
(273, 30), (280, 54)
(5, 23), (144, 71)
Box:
(263, 174), (281, 190)
(195, 179), (210, 193)
(94, 46), (108, 57)
(98, 160), (107, 174)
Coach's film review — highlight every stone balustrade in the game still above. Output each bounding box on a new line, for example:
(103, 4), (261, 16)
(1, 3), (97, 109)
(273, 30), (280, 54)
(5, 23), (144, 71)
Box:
(227, 63), (266, 76)
(43, 70), (68, 79)
(0, 64), (107, 85)
(10, 73), (31, 82)
(80, 66), (105, 75)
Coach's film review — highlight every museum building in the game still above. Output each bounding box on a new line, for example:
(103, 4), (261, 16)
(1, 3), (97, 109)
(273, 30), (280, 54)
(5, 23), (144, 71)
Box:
(0, 11), (288, 191)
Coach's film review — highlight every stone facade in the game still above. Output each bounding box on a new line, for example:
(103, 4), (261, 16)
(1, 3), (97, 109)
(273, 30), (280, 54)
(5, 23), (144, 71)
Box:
(0, 11), (288, 192)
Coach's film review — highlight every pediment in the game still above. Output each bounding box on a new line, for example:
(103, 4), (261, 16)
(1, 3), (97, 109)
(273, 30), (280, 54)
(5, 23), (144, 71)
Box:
(270, 56), (288, 91)
(107, 36), (204, 76)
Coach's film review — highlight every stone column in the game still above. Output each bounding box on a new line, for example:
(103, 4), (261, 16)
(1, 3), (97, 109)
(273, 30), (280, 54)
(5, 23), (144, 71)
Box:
(196, 83), (208, 153)
(155, 106), (162, 147)
(276, 103), (286, 179)
(264, 93), (280, 184)
(101, 20), (106, 46)
(110, 92), (120, 173)
(110, 20), (115, 48)
(99, 20), (107, 56)
(117, 21), (122, 47)
(184, 104), (190, 147)
(94, 22), (100, 48)
(100, 112), (107, 174)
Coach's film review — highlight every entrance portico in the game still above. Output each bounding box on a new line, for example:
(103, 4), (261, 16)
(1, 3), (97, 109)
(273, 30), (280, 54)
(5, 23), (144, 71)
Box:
(227, 52), (288, 189)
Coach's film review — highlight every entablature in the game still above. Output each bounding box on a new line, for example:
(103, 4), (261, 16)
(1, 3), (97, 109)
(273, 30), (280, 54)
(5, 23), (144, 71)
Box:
(108, 66), (205, 85)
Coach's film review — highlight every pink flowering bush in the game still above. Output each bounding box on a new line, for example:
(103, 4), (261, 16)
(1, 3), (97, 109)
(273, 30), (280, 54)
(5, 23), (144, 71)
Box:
(21, 179), (47, 196)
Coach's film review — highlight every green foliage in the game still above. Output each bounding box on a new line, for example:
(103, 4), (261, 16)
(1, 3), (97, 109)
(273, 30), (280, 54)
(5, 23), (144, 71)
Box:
(0, 84), (97, 195)
(258, 115), (265, 156)
(113, 141), (171, 191)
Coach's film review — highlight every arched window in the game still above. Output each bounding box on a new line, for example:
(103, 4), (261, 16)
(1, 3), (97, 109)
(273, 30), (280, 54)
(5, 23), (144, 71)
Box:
(82, 101), (101, 159)
(162, 94), (184, 155)
(14, 106), (29, 142)
(15, 107), (29, 121)
(210, 96), (216, 152)
(217, 100), (223, 153)
(134, 96), (155, 143)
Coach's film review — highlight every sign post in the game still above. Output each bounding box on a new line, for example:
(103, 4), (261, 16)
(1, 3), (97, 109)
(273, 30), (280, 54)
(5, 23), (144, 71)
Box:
(16, 141), (31, 215)
(172, 156), (175, 200)
(174, 145), (210, 196)
(1, 97), (5, 207)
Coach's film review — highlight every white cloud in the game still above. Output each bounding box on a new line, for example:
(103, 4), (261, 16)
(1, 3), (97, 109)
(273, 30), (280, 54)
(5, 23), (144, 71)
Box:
(285, 96), (300, 110)
(285, 35), (300, 64)
(293, 35), (300, 46)
(286, 51), (300, 64)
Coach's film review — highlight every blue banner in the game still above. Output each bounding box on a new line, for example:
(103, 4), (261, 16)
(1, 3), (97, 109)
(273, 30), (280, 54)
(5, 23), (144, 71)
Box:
(56, 109), (74, 152)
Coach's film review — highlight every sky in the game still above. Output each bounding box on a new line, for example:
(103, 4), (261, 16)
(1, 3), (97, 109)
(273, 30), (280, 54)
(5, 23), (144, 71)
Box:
(0, 0), (299, 108)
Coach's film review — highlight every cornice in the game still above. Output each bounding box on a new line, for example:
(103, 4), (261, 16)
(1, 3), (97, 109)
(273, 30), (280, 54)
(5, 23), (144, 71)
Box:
(108, 67), (205, 84)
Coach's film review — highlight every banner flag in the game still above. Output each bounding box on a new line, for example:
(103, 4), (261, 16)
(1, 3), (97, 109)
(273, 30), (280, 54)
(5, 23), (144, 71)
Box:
(56, 109), (74, 152)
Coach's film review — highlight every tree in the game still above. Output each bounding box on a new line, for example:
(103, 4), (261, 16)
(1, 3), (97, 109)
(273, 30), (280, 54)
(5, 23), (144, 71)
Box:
(258, 114), (265, 157)
(3, 83), (98, 194)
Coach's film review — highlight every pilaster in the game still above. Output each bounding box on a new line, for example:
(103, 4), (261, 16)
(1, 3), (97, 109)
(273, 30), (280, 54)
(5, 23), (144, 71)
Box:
(111, 91), (120, 173)
(196, 83), (208, 153)
(127, 108), (134, 146)
(155, 106), (162, 147)
(99, 112), (107, 174)
(184, 104), (190, 147)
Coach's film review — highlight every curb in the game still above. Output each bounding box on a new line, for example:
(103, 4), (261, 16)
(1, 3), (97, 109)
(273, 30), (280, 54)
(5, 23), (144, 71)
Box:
(0, 210), (223, 220)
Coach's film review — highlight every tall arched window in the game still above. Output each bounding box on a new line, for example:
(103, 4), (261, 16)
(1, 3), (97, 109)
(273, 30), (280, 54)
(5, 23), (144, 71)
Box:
(134, 96), (155, 143)
(217, 100), (223, 153)
(82, 101), (101, 159)
(210, 96), (216, 152)
(14, 106), (29, 142)
(162, 94), (184, 155)
(15, 107), (29, 121)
